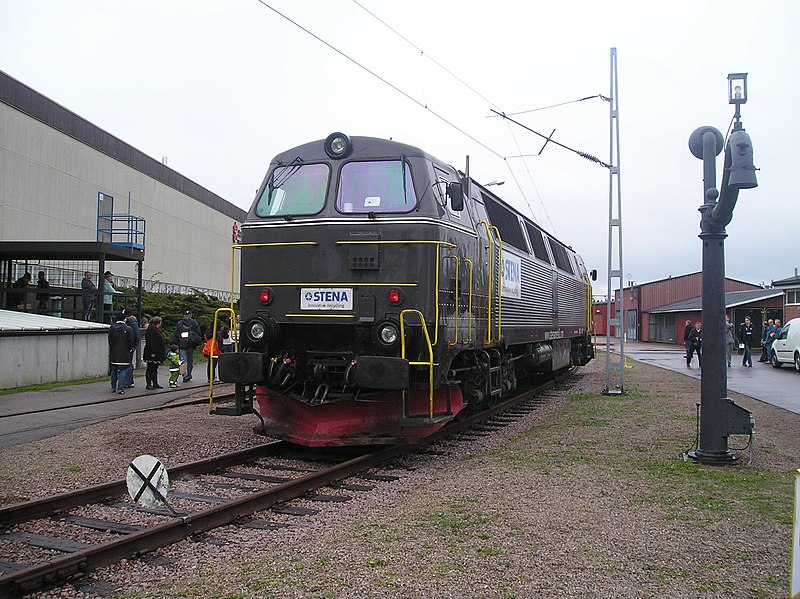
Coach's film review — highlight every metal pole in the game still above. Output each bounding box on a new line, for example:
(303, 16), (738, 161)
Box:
(696, 128), (732, 461)
(687, 115), (757, 464)
(603, 47), (625, 396)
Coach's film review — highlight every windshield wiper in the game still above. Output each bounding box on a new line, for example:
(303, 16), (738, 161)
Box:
(266, 156), (303, 205)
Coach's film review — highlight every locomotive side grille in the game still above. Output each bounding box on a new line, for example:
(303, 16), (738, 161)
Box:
(556, 274), (586, 325)
(503, 260), (552, 327)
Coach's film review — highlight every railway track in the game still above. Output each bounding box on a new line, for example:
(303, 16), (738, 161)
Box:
(0, 371), (570, 597)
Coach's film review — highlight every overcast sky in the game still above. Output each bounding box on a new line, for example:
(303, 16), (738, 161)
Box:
(1, 0), (797, 297)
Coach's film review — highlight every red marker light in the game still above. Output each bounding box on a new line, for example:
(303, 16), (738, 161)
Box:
(388, 289), (400, 304)
(260, 289), (272, 304)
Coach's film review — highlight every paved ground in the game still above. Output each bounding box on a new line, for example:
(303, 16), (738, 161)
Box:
(605, 339), (800, 415)
(0, 370), (230, 450)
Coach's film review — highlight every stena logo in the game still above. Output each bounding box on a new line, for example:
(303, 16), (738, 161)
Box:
(501, 254), (522, 299)
(300, 287), (353, 310)
(502, 258), (520, 284)
(309, 290), (350, 302)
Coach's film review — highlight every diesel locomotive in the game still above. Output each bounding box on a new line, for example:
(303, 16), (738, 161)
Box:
(217, 132), (595, 446)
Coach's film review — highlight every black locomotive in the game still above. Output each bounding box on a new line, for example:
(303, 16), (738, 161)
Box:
(217, 132), (594, 446)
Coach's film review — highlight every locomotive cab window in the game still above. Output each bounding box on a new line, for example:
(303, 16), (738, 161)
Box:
(336, 160), (417, 213)
(256, 163), (329, 217)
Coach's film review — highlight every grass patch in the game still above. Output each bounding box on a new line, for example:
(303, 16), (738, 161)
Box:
(0, 376), (109, 395)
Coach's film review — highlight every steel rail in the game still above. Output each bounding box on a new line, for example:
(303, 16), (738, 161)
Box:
(0, 444), (409, 597)
(0, 440), (284, 526)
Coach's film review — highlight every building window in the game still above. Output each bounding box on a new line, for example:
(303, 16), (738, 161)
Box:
(787, 290), (800, 304)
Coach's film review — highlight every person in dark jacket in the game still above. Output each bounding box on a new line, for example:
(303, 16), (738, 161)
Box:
(8, 272), (31, 310)
(123, 312), (141, 388)
(682, 319), (692, 358)
(109, 313), (135, 394)
(143, 316), (166, 390)
(173, 310), (202, 383)
(686, 321), (702, 368)
(738, 316), (755, 367)
(35, 271), (50, 313)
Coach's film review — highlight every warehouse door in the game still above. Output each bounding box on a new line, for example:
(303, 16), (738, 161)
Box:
(627, 309), (638, 341)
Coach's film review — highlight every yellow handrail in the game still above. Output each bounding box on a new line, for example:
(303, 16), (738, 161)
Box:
(444, 255), (459, 346)
(461, 257), (473, 344)
(399, 308), (434, 419)
(490, 225), (503, 342)
(477, 221), (493, 343)
(209, 306), (237, 413)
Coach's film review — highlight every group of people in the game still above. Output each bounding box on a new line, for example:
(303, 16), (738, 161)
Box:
(682, 316), (784, 369)
(6, 271), (52, 313)
(112, 309), (236, 391)
(6, 269), (119, 322)
(81, 270), (119, 323)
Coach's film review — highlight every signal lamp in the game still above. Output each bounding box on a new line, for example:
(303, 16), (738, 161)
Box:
(324, 132), (352, 159)
(259, 288), (274, 305)
(388, 288), (402, 305)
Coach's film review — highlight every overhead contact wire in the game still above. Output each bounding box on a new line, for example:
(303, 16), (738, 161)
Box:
(254, 0), (504, 160)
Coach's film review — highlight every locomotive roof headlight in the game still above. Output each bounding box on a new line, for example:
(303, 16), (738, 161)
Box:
(324, 132), (352, 159)
(375, 320), (400, 347)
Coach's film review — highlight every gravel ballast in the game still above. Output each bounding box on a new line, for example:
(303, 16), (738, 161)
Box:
(1, 356), (798, 598)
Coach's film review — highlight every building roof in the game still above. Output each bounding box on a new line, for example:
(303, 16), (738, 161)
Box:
(647, 289), (783, 314)
(772, 274), (800, 287)
(0, 69), (246, 223)
(0, 241), (144, 263)
(0, 309), (108, 334)
(622, 271), (758, 292)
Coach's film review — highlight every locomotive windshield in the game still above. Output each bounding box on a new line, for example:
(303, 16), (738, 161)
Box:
(255, 163), (329, 217)
(336, 160), (417, 213)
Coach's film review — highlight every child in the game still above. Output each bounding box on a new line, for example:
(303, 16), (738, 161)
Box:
(166, 344), (182, 388)
(202, 329), (221, 382)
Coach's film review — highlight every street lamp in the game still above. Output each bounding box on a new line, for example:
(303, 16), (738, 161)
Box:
(686, 73), (758, 465)
(485, 180), (505, 187)
(727, 72), (748, 130)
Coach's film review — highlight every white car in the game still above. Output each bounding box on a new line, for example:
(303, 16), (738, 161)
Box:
(770, 317), (800, 372)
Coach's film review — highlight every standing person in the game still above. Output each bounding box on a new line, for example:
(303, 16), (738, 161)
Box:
(8, 272), (31, 310)
(766, 319), (782, 362)
(173, 310), (202, 383)
(102, 271), (117, 324)
(108, 313), (135, 394)
(682, 319), (693, 358)
(686, 321), (702, 368)
(143, 316), (166, 390)
(35, 271), (50, 313)
(202, 328), (221, 381)
(758, 319), (773, 362)
(166, 345), (182, 388)
(725, 315), (735, 367)
(124, 311), (141, 388)
(739, 316), (755, 367)
(81, 271), (97, 321)
(220, 325), (234, 353)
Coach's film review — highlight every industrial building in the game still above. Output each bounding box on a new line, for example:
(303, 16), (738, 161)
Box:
(604, 272), (783, 343)
(0, 69), (246, 307)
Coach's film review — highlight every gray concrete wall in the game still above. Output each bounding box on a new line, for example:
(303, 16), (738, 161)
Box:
(0, 331), (108, 388)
